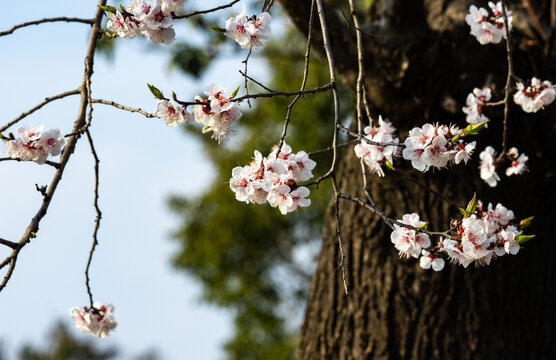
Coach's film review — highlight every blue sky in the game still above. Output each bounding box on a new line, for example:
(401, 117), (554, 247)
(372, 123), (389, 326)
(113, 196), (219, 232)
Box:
(0, 1), (270, 358)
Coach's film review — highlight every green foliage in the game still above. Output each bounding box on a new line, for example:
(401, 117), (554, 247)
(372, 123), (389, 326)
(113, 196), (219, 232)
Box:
(169, 27), (353, 359)
(18, 322), (118, 360)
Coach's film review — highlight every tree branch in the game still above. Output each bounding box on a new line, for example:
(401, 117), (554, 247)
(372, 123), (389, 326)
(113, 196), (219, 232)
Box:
(172, 0), (240, 19)
(0, 17), (94, 37)
(0, 89), (80, 133)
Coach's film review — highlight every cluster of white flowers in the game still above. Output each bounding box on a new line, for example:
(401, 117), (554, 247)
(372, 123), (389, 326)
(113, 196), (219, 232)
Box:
(393, 202), (525, 271)
(70, 302), (117, 338)
(479, 146), (528, 187)
(105, 0), (185, 44)
(155, 99), (194, 127)
(462, 87), (491, 125)
(435, 202), (519, 268)
(224, 6), (271, 49)
(513, 77), (556, 113)
(390, 213), (431, 259)
(465, 2), (512, 45)
(229, 142), (316, 215)
(402, 123), (476, 172)
(193, 84), (242, 142)
(353, 116), (399, 177)
(3, 125), (65, 165)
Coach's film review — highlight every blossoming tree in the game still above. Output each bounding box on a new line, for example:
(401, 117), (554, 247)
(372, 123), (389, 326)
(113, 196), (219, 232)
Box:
(1, 0), (556, 358)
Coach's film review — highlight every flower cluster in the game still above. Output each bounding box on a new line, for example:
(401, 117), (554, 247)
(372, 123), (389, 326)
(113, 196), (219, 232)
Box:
(229, 142), (316, 215)
(3, 125), (65, 165)
(434, 202), (520, 268)
(155, 99), (194, 127)
(513, 78), (556, 113)
(390, 213), (431, 259)
(465, 2), (512, 45)
(392, 202), (529, 271)
(105, 0), (184, 44)
(224, 7), (271, 49)
(70, 302), (117, 338)
(479, 146), (528, 187)
(402, 123), (476, 172)
(462, 87), (491, 125)
(353, 116), (399, 177)
(193, 84), (242, 142)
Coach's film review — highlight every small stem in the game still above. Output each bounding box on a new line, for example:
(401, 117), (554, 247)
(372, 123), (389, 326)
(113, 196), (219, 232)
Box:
(0, 17), (94, 37)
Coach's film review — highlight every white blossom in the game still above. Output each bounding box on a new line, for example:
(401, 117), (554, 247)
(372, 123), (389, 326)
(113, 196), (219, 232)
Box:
(505, 147), (528, 176)
(354, 116), (399, 177)
(465, 2), (512, 45)
(225, 7), (272, 49)
(479, 146), (500, 187)
(419, 250), (445, 271)
(3, 125), (66, 165)
(513, 78), (556, 113)
(390, 213), (431, 259)
(155, 99), (193, 127)
(70, 302), (117, 338)
(462, 87), (491, 124)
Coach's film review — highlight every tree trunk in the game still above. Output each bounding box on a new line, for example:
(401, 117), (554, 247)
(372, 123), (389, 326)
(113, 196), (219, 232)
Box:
(278, 0), (556, 358)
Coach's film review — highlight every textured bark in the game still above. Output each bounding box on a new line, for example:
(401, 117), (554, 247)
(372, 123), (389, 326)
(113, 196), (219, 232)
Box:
(277, 0), (556, 359)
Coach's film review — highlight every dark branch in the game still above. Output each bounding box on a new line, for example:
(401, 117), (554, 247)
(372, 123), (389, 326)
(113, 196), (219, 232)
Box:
(0, 17), (94, 37)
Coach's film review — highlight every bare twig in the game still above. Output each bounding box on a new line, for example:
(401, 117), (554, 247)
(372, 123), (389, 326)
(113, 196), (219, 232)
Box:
(230, 83), (334, 102)
(242, 47), (253, 108)
(84, 130), (102, 308)
(338, 124), (401, 147)
(238, 71), (275, 92)
(0, 157), (60, 169)
(307, 139), (359, 156)
(0, 17), (94, 37)
(276, 0), (316, 155)
(500, 0), (514, 158)
(91, 99), (156, 118)
(0, 89), (80, 132)
(0, 0), (108, 294)
(0, 238), (17, 249)
(332, 177), (348, 295)
(173, 0), (240, 19)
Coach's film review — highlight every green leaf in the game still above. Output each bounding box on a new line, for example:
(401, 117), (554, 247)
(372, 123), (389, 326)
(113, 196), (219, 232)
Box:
(119, 3), (126, 13)
(211, 25), (226, 33)
(230, 86), (241, 98)
(516, 233), (535, 244)
(417, 222), (428, 230)
(458, 207), (467, 217)
(462, 120), (489, 136)
(520, 216), (534, 229)
(147, 83), (164, 100)
(98, 5), (117, 13)
(0, 132), (9, 141)
(385, 161), (396, 171)
(172, 91), (178, 101)
(465, 193), (477, 216)
(451, 135), (460, 144)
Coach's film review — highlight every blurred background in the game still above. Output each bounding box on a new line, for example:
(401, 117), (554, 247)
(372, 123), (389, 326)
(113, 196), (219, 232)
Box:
(0, 0), (351, 358)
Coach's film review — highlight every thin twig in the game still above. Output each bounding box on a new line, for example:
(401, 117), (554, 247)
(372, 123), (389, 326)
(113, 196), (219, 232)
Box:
(0, 238), (17, 249)
(0, 17), (94, 37)
(242, 47), (253, 108)
(230, 83), (334, 102)
(307, 139), (359, 156)
(500, 0), (514, 158)
(91, 99), (156, 118)
(338, 124), (401, 147)
(173, 0), (240, 19)
(276, 0), (315, 155)
(0, 157), (60, 169)
(0, 0), (108, 294)
(238, 71), (275, 92)
(0, 89), (80, 133)
(84, 130), (102, 308)
(332, 177), (348, 295)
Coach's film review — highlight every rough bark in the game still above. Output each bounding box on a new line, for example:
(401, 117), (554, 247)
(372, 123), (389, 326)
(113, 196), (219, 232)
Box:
(277, 0), (556, 359)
